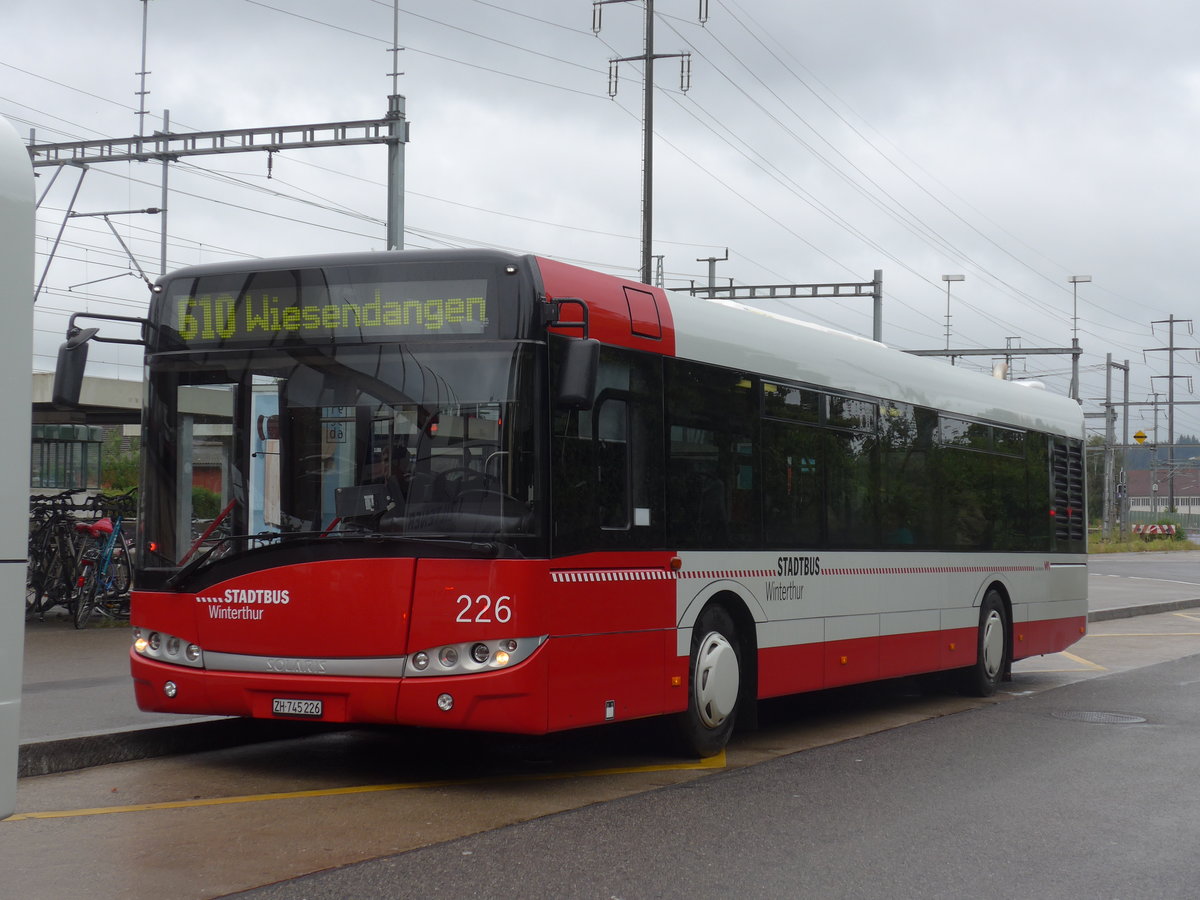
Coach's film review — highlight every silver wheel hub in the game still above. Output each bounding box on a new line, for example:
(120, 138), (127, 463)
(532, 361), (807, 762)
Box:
(694, 631), (740, 729)
(981, 608), (1004, 680)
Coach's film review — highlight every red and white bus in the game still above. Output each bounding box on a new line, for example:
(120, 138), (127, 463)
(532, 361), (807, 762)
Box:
(58, 249), (1087, 756)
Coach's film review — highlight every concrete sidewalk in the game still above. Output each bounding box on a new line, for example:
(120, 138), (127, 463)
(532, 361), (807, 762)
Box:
(17, 555), (1200, 777)
(19, 616), (324, 777)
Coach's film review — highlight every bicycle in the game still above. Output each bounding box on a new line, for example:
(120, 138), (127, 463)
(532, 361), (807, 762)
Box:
(71, 490), (135, 628)
(26, 490), (88, 620)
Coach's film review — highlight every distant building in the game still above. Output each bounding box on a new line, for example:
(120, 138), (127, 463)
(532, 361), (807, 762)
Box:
(30, 373), (139, 492)
(1126, 467), (1200, 520)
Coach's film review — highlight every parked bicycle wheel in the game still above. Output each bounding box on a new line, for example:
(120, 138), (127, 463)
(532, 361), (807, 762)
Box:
(72, 546), (101, 629)
(44, 521), (81, 618)
(25, 513), (56, 617)
(26, 565), (44, 617)
(108, 530), (133, 599)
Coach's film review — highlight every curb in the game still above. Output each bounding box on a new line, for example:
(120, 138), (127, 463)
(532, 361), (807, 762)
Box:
(1088, 597), (1200, 623)
(19, 718), (340, 778)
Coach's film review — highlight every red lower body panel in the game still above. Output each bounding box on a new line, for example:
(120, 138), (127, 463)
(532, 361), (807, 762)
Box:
(754, 615), (1085, 699)
(1013, 615), (1087, 660)
(132, 652), (401, 724)
(131, 613), (1088, 734)
(133, 647), (553, 734)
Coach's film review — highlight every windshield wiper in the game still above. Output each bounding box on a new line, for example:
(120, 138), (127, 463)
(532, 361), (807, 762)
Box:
(324, 529), (517, 558)
(167, 538), (228, 587)
(166, 531), (284, 586)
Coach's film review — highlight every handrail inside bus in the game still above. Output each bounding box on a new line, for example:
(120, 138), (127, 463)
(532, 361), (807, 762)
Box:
(178, 498), (238, 566)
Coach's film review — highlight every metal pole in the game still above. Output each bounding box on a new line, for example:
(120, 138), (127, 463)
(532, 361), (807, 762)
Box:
(1068, 276), (1090, 404)
(137, 0), (150, 141)
(695, 249), (727, 292)
(1070, 338), (1081, 403)
(386, 94), (406, 251)
(872, 268), (882, 342)
(1121, 359), (1130, 535)
(1103, 352), (1114, 540)
(160, 109), (169, 277)
(1167, 315), (1176, 512)
(1147, 393), (1156, 518)
(944, 281), (950, 349)
(386, 0), (405, 251)
(941, 274), (963, 362)
(33, 165), (87, 303)
(34, 164), (62, 209)
(640, 0), (654, 285)
(1070, 281), (1078, 401)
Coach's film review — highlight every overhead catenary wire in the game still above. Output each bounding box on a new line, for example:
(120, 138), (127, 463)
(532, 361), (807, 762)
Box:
(10, 3), (1193, 434)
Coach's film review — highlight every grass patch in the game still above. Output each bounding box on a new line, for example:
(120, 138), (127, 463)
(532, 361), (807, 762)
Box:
(1089, 538), (1199, 553)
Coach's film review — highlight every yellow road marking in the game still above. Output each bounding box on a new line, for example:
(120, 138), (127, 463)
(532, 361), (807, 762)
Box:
(3, 751), (727, 823)
(1018, 650), (1106, 673)
(1060, 651), (1107, 671)
(1174, 611), (1200, 623)
(1087, 632), (1200, 637)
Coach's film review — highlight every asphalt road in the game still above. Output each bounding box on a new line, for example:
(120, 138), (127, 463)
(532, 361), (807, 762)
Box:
(7, 551), (1200, 899)
(1086, 549), (1200, 617)
(232, 650), (1200, 900)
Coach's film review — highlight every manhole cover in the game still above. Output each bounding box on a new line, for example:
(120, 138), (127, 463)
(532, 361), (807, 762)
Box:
(1052, 711), (1147, 725)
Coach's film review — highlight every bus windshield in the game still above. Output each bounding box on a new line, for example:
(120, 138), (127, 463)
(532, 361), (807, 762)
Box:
(140, 341), (543, 575)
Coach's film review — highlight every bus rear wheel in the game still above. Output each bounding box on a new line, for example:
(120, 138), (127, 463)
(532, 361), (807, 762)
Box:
(675, 605), (741, 758)
(958, 590), (1008, 697)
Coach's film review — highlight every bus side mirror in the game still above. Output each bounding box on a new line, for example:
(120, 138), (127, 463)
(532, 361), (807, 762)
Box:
(52, 327), (98, 408)
(556, 338), (599, 411)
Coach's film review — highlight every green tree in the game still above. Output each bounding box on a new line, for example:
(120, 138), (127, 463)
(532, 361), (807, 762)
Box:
(192, 486), (221, 519)
(100, 429), (140, 491)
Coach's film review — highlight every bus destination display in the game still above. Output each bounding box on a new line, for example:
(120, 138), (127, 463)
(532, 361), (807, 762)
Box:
(166, 276), (491, 345)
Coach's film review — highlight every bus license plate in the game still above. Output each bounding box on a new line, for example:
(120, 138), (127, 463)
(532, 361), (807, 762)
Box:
(272, 698), (323, 717)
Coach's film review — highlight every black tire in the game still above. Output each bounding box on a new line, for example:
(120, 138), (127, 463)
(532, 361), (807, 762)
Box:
(675, 605), (742, 758)
(109, 532), (133, 598)
(25, 568), (43, 617)
(25, 520), (56, 616)
(958, 589), (1008, 697)
(73, 549), (100, 629)
(48, 535), (78, 616)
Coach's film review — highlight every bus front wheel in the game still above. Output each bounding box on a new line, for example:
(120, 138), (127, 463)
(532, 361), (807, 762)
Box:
(675, 605), (741, 758)
(958, 590), (1008, 697)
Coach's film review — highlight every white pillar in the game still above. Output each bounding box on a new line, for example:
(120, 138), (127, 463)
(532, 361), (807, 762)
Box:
(0, 115), (34, 818)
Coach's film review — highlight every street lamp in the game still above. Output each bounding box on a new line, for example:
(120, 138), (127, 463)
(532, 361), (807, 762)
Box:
(1068, 275), (1091, 403)
(941, 274), (965, 356)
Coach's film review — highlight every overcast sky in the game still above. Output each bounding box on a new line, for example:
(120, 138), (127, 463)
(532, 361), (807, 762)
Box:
(4, 0), (1200, 443)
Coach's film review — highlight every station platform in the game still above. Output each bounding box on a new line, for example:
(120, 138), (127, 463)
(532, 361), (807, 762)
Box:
(16, 552), (1200, 777)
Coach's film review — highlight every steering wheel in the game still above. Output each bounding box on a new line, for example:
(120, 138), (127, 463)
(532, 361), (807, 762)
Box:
(433, 467), (498, 501)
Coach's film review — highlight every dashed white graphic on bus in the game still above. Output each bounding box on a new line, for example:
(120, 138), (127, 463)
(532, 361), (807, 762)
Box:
(196, 589), (291, 620)
(196, 589), (291, 604)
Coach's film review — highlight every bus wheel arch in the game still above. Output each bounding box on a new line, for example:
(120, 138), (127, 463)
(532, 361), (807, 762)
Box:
(675, 593), (757, 757)
(958, 584), (1011, 697)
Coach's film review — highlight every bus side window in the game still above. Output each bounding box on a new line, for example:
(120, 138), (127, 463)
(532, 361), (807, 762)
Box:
(665, 359), (758, 549)
(825, 429), (878, 548)
(595, 395), (629, 529)
(761, 419), (822, 547)
(549, 340), (663, 552)
(551, 404), (593, 552)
